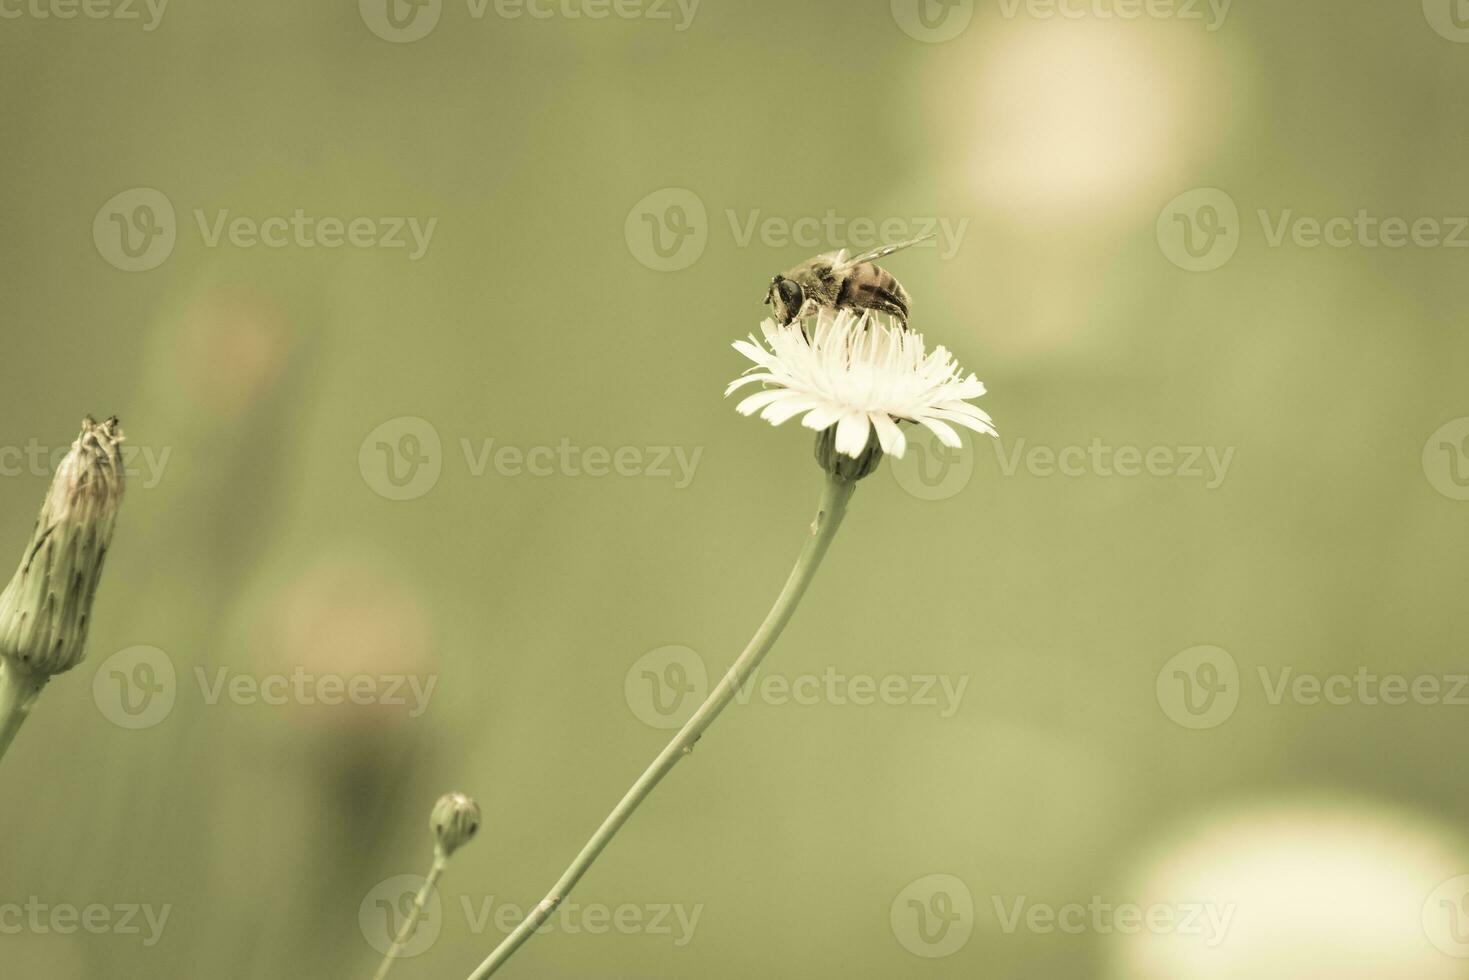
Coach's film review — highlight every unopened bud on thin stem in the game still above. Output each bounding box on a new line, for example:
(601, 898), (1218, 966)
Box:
(371, 792), (484, 980)
(0, 417), (125, 677)
(432, 791), (482, 858)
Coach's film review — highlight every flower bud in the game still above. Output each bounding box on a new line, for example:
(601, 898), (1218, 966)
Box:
(0, 417), (125, 676)
(814, 426), (884, 482)
(431, 792), (481, 858)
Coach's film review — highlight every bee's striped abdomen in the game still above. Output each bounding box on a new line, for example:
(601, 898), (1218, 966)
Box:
(838, 263), (911, 323)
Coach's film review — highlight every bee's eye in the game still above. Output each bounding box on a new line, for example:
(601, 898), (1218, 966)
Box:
(777, 279), (803, 311)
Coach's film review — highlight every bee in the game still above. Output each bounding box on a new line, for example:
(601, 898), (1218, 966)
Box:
(763, 234), (935, 329)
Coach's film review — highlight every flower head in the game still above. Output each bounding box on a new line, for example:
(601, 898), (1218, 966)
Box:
(0, 417), (125, 676)
(726, 310), (997, 463)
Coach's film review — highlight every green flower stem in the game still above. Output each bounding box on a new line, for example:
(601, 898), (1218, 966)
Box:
(466, 471), (857, 980)
(371, 850), (449, 980)
(0, 659), (47, 766)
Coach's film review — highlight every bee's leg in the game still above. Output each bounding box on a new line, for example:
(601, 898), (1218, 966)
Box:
(845, 281), (911, 328)
(865, 293), (911, 328)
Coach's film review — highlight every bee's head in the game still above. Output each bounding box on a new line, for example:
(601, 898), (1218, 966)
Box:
(765, 276), (805, 326)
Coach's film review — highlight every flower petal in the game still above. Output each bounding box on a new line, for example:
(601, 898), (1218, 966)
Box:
(835, 411), (872, 458)
(869, 412), (907, 457)
(800, 404), (845, 432)
(762, 395), (820, 426)
(735, 389), (790, 416)
(732, 339), (775, 367)
(917, 416), (962, 448)
(724, 373), (777, 397)
(934, 401), (994, 425)
(927, 406), (997, 435)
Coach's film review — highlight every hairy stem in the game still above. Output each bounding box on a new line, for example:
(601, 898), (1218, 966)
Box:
(465, 472), (857, 979)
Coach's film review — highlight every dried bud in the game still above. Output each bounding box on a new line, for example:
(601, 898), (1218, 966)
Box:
(431, 792), (481, 858)
(814, 426), (884, 482)
(0, 417), (125, 676)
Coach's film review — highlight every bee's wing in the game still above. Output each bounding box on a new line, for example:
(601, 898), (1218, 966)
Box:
(833, 234), (936, 271)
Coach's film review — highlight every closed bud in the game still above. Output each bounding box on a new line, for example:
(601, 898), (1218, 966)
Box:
(0, 417), (125, 676)
(431, 791), (481, 858)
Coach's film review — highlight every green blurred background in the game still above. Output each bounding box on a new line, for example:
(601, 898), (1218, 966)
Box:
(3, 1), (1469, 977)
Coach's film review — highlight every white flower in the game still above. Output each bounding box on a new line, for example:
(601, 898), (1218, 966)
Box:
(726, 310), (997, 459)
